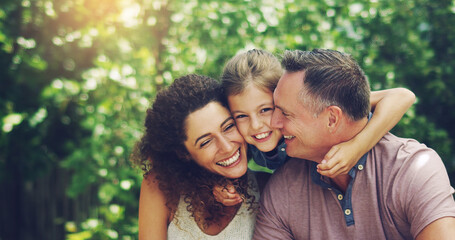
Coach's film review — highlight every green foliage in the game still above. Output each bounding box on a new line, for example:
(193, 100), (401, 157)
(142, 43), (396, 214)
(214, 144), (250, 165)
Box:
(1, 0), (455, 239)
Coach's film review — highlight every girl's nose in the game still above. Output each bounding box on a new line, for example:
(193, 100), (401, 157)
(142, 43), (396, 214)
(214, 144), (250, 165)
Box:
(250, 116), (262, 130)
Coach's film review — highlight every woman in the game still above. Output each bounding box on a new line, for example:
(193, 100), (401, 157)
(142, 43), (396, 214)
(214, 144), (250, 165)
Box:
(131, 74), (259, 239)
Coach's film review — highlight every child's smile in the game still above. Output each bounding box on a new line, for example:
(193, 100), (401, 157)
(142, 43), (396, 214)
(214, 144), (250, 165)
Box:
(228, 83), (283, 152)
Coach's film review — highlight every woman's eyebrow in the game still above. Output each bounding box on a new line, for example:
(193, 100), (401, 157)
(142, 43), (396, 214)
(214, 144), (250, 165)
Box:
(194, 133), (210, 146)
(194, 116), (233, 146)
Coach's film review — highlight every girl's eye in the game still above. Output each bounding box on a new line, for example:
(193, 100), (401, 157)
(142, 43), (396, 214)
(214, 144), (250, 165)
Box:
(235, 114), (247, 119)
(260, 107), (274, 113)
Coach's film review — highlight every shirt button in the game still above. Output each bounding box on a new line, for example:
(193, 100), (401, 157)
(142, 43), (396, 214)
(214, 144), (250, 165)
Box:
(281, 148), (285, 151)
(345, 209), (351, 215)
(358, 164), (364, 170)
(337, 194), (343, 200)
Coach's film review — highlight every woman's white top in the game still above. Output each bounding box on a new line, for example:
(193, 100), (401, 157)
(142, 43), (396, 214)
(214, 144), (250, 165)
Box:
(167, 173), (259, 240)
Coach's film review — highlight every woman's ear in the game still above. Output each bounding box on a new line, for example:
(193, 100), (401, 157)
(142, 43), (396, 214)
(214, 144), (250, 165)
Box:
(176, 150), (192, 162)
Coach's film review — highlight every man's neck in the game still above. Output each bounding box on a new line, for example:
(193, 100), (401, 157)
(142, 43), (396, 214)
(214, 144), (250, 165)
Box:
(338, 117), (369, 143)
(330, 174), (351, 193)
(311, 117), (368, 163)
(325, 117), (369, 192)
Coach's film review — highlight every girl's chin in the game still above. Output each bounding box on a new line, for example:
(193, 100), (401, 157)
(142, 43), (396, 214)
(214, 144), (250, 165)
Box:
(252, 133), (282, 150)
(254, 141), (281, 152)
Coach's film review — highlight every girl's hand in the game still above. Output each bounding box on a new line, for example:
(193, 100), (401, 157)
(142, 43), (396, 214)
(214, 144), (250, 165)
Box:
(212, 184), (243, 207)
(317, 140), (362, 178)
(317, 87), (415, 178)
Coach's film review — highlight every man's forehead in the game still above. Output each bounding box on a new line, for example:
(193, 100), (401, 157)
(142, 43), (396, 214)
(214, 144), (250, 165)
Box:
(274, 73), (302, 109)
(277, 72), (303, 93)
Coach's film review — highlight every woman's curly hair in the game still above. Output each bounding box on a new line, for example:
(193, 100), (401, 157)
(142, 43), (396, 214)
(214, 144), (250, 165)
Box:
(131, 74), (256, 228)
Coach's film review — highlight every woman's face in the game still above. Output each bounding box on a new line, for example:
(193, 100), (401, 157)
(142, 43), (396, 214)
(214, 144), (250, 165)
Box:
(228, 83), (283, 152)
(183, 101), (248, 179)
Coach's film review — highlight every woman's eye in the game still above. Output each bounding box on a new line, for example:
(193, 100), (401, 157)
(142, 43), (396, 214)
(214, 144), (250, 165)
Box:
(235, 114), (247, 119)
(200, 139), (211, 148)
(224, 123), (235, 132)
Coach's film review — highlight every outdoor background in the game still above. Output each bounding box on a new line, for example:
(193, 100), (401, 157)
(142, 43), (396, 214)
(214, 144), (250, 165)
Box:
(1, 0), (454, 239)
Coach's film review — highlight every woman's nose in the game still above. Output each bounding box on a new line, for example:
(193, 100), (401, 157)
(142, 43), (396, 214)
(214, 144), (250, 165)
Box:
(218, 135), (234, 153)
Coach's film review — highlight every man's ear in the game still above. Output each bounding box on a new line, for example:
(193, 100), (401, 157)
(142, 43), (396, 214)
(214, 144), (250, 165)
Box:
(326, 105), (343, 133)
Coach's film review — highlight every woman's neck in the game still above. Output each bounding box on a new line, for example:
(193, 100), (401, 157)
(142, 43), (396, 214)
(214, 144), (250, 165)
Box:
(196, 203), (242, 235)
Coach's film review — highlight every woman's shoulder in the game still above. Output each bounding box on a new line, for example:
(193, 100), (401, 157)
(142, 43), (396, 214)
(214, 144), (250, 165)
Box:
(138, 173), (174, 239)
(141, 173), (167, 201)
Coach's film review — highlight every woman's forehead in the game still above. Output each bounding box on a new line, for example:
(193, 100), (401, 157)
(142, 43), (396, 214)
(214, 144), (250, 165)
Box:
(185, 102), (231, 138)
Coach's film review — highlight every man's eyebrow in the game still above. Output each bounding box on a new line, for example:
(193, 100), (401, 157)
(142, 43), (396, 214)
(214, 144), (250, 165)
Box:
(194, 116), (233, 146)
(274, 105), (286, 113)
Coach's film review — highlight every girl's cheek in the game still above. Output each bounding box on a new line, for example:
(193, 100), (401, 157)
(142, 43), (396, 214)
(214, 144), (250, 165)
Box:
(263, 112), (273, 122)
(228, 125), (244, 139)
(235, 122), (249, 135)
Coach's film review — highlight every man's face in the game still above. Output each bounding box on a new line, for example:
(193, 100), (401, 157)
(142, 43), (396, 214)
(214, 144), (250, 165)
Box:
(271, 71), (332, 162)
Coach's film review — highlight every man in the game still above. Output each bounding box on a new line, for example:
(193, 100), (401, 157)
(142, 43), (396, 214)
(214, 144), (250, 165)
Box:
(253, 49), (455, 239)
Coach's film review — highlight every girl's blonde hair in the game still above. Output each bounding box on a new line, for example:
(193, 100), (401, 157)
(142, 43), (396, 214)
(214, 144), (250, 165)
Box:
(221, 49), (283, 96)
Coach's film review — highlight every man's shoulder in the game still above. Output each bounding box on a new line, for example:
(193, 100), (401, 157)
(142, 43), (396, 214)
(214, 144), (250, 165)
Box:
(379, 132), (425, 147)
(375, 132), (438, 159)
(371, 132), (445, 187)
(372, 134), (455, 238)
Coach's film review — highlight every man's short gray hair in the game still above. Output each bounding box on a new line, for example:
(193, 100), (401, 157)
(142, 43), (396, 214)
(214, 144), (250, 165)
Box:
(281, 49), (370, 121)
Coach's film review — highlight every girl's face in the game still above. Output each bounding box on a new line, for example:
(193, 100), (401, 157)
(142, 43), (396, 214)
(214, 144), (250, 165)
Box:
(227, 83), (283, 152)
(183, 101), (248, 179)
